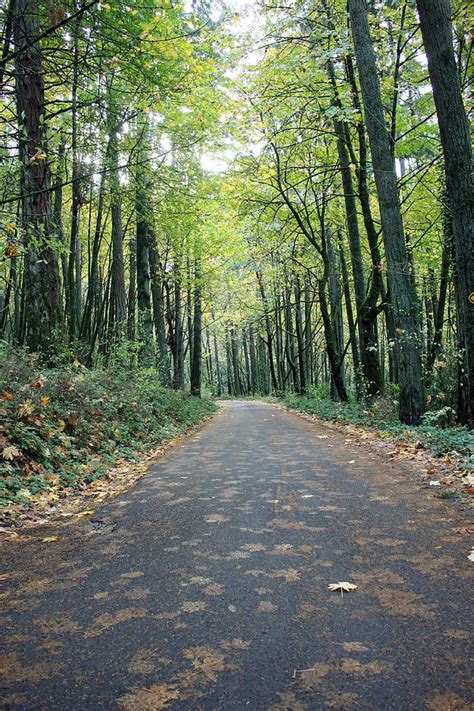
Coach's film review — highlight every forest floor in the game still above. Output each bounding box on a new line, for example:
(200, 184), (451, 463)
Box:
(1, 400), (473, 710)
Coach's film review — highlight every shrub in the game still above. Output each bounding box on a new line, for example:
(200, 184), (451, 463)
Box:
(0, 346), (216, 506)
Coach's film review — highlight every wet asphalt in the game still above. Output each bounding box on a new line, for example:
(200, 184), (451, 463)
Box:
(1, 401), (473, 711)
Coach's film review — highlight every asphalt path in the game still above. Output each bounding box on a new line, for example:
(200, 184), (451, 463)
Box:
(1, 401), (473, 710)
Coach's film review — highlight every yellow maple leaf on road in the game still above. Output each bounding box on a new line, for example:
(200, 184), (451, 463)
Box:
(328, 582), (358, 593)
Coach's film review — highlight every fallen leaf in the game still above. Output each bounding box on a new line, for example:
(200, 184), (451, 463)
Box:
(2, 445), (20, 461)
(31, 376), (46, 388)
(18, 400), (35, 418)
(468, 549), (474, 562)
(118, 683), (179, 710)
(328, 582), (358, 593)
(42, 536), (58, 543)
(205, 513), (228, 524)
(453, 526), (474, 535)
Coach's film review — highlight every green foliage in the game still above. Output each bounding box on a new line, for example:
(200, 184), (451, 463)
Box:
(0, 347), (216, 506)
(282, 393), (473, 460)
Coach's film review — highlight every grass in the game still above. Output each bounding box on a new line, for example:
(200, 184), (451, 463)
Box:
(0, 346), (217, 507)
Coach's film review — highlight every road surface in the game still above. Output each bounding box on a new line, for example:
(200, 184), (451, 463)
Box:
(1, 401), (473, 710)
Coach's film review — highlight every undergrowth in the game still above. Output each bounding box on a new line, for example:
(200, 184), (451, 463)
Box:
(0, 346), (216, 507)
(280, 392), (473, 463)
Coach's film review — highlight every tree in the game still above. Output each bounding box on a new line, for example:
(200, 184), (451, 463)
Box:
(415, 0), (474, 427)
(13, 0), (61, 354)
(348, 0), (424, 424)
(190, 257), (202, 396)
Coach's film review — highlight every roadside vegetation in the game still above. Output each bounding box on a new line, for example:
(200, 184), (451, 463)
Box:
(0, 346), (216, 513)
(281, 389), (473, 461)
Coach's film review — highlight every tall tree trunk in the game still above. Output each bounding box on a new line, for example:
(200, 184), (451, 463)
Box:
(205, 329), (213, 388)
(106, 87), (126, 335)
(0, 0), (14, 88)
(80, 137), (111, 344)
(249, 325), (257, 394)
(242, 329), (251, 394)
(13, 0), (61, 355)
(327, 229), (344, 400)
(348, 0), (424, 424)
(135, 135), (154, 365)
(416, 0), (474, 426)
(172, 276), (184, 390)
(68, 16), (81, 340)
(426, 222), (450, 377)
(304, 276), (313, 386)
(340, 245), (361, 396)
(213, 329), (222, 396)
(225, 329), (234, 395)
(53, 137), (67, 308)
(127, 237), (136, 342)
(344, 53), (398, 386)
(328, 59), (382, 396)
(319, 278), (348, 402)
(294, 276), (307, 394)
(190, 260), (202, 397)
(284, 285), (298, 391)
(186, 256), (193, 372)
(275, 289), (285, 390)
(230, 327), (241, 396)
(149, 236), (169, 384)
(256, 272), (279, 392)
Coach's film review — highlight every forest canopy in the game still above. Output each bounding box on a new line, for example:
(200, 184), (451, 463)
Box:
(0, 0), (473, 429)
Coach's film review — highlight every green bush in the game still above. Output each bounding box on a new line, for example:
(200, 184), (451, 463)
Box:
(0, 346), (216, 506)
(282, 393), (473, 460)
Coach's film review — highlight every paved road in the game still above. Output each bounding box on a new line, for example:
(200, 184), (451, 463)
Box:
(1, 401), (473, 710)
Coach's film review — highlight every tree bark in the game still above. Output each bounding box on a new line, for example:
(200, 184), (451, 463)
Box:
(149, 235), (169, 384)
(294, 276), (307, 394)
(190, 259), (202, 397)
(13, 0), (61, 356)
(106, 87), (126, 335)
(416, 0), (474, 426)
(127, 237), (136, 342)
(348, 0), (424, 424)
(135, 134), (154, 365)
(328, 59), (382, 396)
